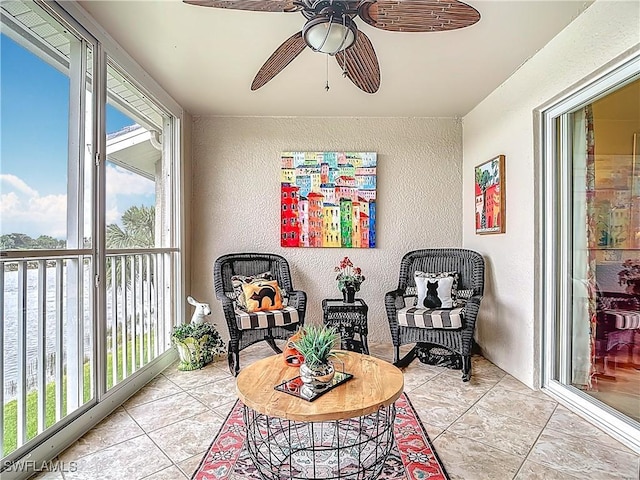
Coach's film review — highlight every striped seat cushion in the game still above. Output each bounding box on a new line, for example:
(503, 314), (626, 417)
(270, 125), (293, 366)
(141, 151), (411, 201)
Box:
(397, 306), (464, 329)
(604, 309), (640, 330)
(235, 306), (300, 330)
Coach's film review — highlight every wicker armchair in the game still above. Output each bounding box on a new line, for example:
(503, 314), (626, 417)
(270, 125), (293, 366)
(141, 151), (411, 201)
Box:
(385, 249), (484, 381)
(213, 253), (307, 376)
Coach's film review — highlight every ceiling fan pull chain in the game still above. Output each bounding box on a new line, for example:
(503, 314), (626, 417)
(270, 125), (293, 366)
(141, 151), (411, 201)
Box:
(325, 53), (330, 91)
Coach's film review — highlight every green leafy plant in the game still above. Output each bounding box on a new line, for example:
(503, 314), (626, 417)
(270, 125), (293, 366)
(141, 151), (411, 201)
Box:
(292, 325), (339, 368)
(171, 322), (225, 371)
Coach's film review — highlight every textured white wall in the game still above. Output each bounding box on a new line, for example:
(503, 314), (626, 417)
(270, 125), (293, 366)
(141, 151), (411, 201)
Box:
(191, 117), (462, 342)
(462, 0), (640, 387)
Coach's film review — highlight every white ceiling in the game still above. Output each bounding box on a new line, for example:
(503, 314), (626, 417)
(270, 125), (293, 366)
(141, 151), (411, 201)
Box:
(79, 0), (593, 117)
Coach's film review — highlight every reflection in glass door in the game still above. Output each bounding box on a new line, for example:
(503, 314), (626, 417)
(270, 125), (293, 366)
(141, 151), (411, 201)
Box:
(542, 57), (640, 450)
(572, 80), (640, 422)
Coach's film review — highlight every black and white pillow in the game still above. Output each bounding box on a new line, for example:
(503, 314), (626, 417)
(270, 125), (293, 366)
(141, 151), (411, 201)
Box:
(454, 288), (474, 307)
(414, 271), (459, 309)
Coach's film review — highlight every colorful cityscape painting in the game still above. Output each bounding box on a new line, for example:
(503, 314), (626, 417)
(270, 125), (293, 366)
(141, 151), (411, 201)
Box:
(475, 155), (505, 234)
(280, 152), (377, 248)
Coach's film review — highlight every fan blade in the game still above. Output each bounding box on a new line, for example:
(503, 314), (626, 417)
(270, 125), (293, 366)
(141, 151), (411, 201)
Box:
(359, 0), (480, 32)
(252, 32), (308, 90)
(335, 30), (380, 94)
(183, 0), (300, 13)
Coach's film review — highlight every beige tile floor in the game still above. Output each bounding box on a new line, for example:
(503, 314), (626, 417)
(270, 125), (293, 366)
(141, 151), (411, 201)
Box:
(34, 343), (640, 480)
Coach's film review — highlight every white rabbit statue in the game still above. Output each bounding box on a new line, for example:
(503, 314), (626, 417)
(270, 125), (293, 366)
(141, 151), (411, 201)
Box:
(187, 296), (211, 325)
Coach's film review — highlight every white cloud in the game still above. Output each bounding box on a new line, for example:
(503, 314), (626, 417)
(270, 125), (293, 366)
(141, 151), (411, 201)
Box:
(0, 191), (67, 238)
(0, 192), (21, 213)
(1, 174), (38, 197)
(105, 205), (120, 225)
(1, 170), (155, 238)
(106, 165), (155, 198)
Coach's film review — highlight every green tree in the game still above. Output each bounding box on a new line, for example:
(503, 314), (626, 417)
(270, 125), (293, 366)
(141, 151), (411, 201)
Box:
(0, 233), (64, 250)
(35, 235), (65, 249)
(0, 234), (18, 250)
(1, 233), (33, 249)
(106, 205), (155, 288)
(106, 205), (155, 249)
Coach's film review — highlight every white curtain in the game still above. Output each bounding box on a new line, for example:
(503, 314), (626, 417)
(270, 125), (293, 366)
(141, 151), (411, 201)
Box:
(571, 108), (592, 387)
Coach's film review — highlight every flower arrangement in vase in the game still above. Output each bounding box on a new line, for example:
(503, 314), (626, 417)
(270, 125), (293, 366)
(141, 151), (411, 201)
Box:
(335, 256), (365, 303)
(618, 258), (640, 295)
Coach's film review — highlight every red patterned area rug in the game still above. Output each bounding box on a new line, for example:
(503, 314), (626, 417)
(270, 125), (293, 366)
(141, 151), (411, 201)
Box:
(192, 393), (449, 480)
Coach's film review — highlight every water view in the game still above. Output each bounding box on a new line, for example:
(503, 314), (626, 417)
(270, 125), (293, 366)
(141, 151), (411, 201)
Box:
(2, 265), (93, 401)
(1, 263), (153, 402)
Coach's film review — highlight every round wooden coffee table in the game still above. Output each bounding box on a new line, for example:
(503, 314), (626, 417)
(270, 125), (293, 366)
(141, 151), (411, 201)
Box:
(237, 351), (404, 480)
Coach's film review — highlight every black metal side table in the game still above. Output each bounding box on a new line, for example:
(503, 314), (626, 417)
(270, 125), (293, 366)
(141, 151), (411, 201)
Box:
(322, 298), (369, 355)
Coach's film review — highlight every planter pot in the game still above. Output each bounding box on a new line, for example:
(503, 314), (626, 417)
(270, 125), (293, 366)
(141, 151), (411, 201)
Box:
(299, 361), (335, 394)
(342, 285), (357, 303)
(174, 335), (211, 371)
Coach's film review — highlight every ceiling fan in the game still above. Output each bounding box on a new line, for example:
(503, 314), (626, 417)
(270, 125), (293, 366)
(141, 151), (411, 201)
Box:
(184, 0), (480, 94)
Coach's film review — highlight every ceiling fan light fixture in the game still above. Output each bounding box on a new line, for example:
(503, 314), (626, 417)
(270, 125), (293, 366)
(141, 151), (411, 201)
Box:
(303, 15), (356, 55)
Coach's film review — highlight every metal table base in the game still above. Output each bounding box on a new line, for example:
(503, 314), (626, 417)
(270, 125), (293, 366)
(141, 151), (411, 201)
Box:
(243, 403), (396, 480)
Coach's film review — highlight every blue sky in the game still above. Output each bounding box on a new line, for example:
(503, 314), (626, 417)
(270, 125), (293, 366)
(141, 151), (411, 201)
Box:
(1, 34), (155, 239)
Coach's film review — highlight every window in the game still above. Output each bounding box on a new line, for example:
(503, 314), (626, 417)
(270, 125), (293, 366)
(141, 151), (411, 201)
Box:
(1, 1), (96, 458)
(103, 60), (178, 391)
(541, 51), (640, 449)
(1, 0), (182, 467)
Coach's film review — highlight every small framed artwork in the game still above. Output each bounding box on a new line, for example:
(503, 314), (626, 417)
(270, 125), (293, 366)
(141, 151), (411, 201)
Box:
(475, 155), (505, 234)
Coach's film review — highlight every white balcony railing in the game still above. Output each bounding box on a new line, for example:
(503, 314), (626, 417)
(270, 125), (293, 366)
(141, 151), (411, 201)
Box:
(1, 249), (175, 458)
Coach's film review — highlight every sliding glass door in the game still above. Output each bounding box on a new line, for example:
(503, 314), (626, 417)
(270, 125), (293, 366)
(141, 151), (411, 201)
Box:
(1, 1), (96, 458)
(541, 52), (640, 450)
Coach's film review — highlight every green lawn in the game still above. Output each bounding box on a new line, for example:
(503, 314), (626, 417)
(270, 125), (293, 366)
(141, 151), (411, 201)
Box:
(3, 333), (156, 456)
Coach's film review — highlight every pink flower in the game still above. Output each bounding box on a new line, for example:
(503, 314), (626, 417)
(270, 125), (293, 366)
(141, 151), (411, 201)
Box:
(335, 257), (365, 292)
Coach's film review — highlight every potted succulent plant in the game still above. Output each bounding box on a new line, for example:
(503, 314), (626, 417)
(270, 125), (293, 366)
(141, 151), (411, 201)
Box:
(293, 325), (340, 394)
(171, 322), (226, 371)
